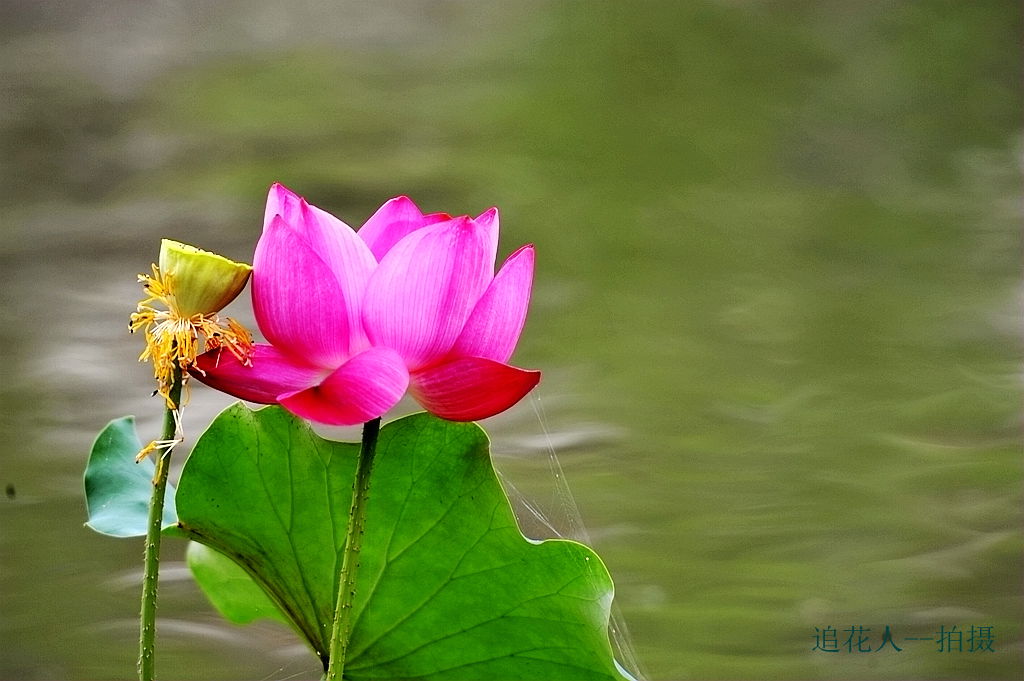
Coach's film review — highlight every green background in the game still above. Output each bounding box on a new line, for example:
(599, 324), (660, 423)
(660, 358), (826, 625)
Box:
(1, 1), (1019, 679)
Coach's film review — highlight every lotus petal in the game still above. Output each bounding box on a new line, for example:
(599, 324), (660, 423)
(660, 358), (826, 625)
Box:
(279, 347), (409, 426)
(253, 216), (353, 366)
(362, 217), (494, 370)
(358, 195), (450, 262)
(191, 344), (325, 403)
(452, 244), (534, 363)
(410, 356), (540, 421)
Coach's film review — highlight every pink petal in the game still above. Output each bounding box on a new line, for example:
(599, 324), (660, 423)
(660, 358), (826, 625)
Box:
(263, 183), (303, 233)
(451, 244), (534, 363)
(357, 196), (451, 262)
(191, 344), (325, 403)
(409, 357), (541, 421)
(262, 185), (377, 353)
(361, 216), (494, 370)
(278, 347), (409, 426)
(473, 206), (500, 268)
(253, 216), (353, 366)
(298, 200), (376, 351)
(265, 185), (377, 290)
(298, 200), (376, 284)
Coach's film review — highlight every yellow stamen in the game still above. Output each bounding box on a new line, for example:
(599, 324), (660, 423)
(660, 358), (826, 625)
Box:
(135, 408), (184, 464)
(136, 438), (182, 463)
(130, 264), (253, 410)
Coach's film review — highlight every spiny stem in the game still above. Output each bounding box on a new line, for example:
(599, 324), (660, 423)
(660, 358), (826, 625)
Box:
(138, 365), (183, 681)
(325, 417), (382, 680)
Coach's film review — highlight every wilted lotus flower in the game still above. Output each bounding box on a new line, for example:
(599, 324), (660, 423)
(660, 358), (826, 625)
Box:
(131, 239), (253, 408)
(193, 184), (540, 425)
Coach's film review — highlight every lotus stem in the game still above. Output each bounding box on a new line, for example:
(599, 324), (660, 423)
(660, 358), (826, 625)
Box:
(326, 417), (382, 680)
(138, 365), (183, 681)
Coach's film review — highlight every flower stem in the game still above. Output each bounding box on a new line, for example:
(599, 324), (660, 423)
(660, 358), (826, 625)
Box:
(325, 417), (382, 680)
(138, 365), (183, 681)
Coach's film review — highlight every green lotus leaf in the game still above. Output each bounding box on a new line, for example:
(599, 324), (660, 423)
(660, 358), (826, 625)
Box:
(84, 416), (177, 537)
(175, 404), (625, 680)
(186, 541), (287, 626)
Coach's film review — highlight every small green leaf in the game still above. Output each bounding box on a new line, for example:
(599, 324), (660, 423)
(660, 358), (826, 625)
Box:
(84, 416), (177, 537)
(177, 404), (625, 680)
(186, 541), (287, 625)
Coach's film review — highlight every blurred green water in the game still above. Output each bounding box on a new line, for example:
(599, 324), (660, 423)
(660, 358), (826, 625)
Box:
(1, 1), (1020, 679)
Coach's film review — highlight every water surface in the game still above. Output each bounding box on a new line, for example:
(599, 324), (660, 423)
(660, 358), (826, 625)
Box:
(1, 2), (1020, 679)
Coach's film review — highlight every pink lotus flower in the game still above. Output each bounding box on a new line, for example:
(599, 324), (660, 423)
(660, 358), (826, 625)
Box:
(192, 184), (540, 425)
